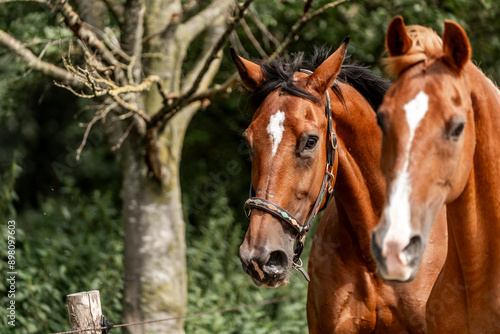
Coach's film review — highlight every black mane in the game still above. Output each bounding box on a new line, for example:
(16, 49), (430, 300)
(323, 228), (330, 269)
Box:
(248, 46), (391, 112)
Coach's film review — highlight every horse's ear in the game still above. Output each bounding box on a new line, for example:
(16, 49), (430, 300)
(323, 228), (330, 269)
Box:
(308, 37), (350, 95)
(230, 47), (264, 91)
(442, 20), (471, 72)
(386, 16), (412, 57)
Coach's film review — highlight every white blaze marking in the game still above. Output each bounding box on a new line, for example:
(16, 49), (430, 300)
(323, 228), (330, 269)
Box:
(383, 91), (429, 255)
(267, 110), (285, 157)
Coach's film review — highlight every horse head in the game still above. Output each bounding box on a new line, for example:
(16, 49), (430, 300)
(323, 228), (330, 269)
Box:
(232, 39), (348, 287)
(372, 16), (474, 281)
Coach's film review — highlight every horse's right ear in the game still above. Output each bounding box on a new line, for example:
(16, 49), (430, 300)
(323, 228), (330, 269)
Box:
(386, 16), (413, 57)
(230, 47), (265, 91)
(442, 20), (471, 72)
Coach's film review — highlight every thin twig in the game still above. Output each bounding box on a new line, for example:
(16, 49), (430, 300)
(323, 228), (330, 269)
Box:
(247, 7), (280, 50)
(229, 31), (249, 59)
(3, 37), (72, 83)
(271, 0), (350, 59)
(0, 29), (80, 85)
(58, 50), (157, 121)
(47, 0), (126, 84)
(75, 110), (107, 161)
(110, 94), (150, 121)
(111, 120), (134, 151)
(240, 18), (267, 58)
(0, 0), (45, 2)
(184, 72), (238, 105)
(116, 111), (134, 120)
(85, 24), (130, 62)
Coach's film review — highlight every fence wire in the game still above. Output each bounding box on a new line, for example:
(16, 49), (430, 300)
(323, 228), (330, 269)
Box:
(51, 294), (302, 334)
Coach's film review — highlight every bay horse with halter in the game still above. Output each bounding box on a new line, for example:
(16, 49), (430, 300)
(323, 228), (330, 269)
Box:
(232, 38), (447, 332)
(371, 16), (500, 332)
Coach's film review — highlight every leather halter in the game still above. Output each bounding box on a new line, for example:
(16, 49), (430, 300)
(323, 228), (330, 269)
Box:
(243, 78), (340, 282)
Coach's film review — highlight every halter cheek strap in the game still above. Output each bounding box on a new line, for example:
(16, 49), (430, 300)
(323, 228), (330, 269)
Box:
(243, 89), (339, 282)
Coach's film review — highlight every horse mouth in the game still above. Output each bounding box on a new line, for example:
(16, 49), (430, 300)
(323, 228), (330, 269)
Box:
(375, 253), (419, 282)
(251, 275), (288, 288)
(243, 261), (290, 288)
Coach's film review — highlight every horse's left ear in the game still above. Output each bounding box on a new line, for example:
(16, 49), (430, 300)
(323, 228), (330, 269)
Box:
(230, 47), (265, 91)
(442, 20), (471, 72)
(308, 37), (350, 95)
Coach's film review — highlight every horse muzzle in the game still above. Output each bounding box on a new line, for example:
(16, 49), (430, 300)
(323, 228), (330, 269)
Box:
(239, 245), (291, 288)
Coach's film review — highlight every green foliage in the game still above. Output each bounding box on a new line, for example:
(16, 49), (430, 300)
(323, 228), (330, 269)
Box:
(0, 179), (123, 333)
(0, 158), (22, 218)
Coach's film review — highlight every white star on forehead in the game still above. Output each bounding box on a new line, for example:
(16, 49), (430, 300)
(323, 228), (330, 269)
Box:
(267, 110), (285, 157)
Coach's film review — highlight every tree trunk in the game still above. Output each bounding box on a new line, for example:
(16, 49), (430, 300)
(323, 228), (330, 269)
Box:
(119, 101), (199, 334)
(53, 0), (233, 332)
(117, 2), (232, 331)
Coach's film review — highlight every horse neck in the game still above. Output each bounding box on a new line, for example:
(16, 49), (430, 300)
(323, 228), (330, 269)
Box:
(445, 64), (500, 296)
(328, 84), (385, 270)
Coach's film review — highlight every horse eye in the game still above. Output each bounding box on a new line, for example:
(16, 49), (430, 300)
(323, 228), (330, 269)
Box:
(448, 118), (466, 140)
(305, 137), (318, 150)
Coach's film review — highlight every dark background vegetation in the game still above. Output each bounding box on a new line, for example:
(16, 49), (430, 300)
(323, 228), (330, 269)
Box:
(1, 0), (499, 332)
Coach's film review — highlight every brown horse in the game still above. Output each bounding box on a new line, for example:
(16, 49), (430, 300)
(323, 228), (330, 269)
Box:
(371, 16), (500, 332)
(232, 39), (447, 332)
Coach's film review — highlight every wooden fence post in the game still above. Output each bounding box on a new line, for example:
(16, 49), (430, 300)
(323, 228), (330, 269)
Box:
(67, 290), (102, 334)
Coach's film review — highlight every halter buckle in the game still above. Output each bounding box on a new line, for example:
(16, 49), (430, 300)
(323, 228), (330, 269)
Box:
(293, 257), (303, 269)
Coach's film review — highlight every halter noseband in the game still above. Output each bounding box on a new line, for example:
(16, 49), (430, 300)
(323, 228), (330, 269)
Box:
(243, 77), (339, 282)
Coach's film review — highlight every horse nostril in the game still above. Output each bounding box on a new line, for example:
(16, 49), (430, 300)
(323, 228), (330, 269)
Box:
(403, 235), (422, 265)
(263, 250), (288, 276)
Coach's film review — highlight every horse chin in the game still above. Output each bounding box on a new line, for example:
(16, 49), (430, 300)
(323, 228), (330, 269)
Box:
(251, 274), (289, 288)
(377, 258), (419, 282)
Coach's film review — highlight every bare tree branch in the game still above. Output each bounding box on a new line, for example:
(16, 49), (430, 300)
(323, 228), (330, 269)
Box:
(55, 51), (157, 122)
(150, 0), (253, 129)
(121, 0), (145, 82)
(111, 119), (135, 151)
(74, 0), (107, 29)
(184, 72), (237, 105)
(309, 0), (350, 19)
(240, 17), (267, 58)
(75, 105), (110, 160)
(103, 0), (125, 25)
(271, 0), (350, 59)
(0, 29), (80, 86)
(47, 0), (126, 84)
(303, 0), (313, 14)
(150, 0), (349, 132)
(152, 67), (238, 120)
(91, 25), (131, 62)
(182, 3), (232, 92)
(247, 7), (280, 50)
(177, 0), (235, 47)
(4, 37), (72, 83)
(0, 0), (44, 2)
(229, 31), (249, 59)
(110, 75), (160, 98)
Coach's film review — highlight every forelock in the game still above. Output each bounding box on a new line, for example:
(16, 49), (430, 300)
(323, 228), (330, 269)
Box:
(383, 25), (443, 77)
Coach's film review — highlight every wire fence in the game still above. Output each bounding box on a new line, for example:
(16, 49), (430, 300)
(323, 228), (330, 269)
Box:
(52, 294), (302, 334)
